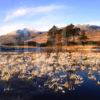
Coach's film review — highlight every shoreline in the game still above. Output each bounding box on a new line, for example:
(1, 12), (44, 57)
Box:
(0, 45), (100, 53)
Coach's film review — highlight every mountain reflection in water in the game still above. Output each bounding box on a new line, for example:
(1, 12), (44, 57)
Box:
(0, 52), (100, 100)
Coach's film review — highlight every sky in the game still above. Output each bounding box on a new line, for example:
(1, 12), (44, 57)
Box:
(0, 0), (100, 35)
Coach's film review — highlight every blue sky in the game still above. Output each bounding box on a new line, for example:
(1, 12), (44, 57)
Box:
(0, 0), (100, 35)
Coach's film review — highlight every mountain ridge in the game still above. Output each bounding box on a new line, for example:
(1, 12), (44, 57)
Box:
(0, 24), (100, 45)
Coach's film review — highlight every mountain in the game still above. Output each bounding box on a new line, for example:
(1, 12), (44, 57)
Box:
(0, 28), (41, 45)
(76, 24), (100, 43)
(24, 32), (48, 44)
(77, 24), (100, 31)
(0, 24), (100, 46)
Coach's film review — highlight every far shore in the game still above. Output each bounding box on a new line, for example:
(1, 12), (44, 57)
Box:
(0, 45), (100, 53)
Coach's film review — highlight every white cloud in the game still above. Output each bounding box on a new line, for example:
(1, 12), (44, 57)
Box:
(31, 14), (70, 31)
(4, 5), (64, 22)
(1, 5), (70, 36)
(83, 20), (100, 25)
(0, 23), (34, 35)
(0, 21), (66, 36)
(0, 14), (70, 35)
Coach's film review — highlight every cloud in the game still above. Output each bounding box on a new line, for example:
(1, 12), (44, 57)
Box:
(4, 4), (64, 22)
(31, 14), (71, 31)
(0, 23), (34, 35)
(0, 13), (70, 35)
(83, 20), (100, 25)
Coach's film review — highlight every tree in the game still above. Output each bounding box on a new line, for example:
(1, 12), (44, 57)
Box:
(61, 25), (71, 45)
(72, 27), (80, 43)
(65, 24), (80, 43)
(62, 24), (79, 45)
(47, 25), (58, 46)
(79, 31), (88, 45)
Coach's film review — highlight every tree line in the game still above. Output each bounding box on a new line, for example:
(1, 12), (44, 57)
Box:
(47, 24), (88, 46)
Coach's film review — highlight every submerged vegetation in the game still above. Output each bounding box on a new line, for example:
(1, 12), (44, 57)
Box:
(0, 52), (100, 96)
